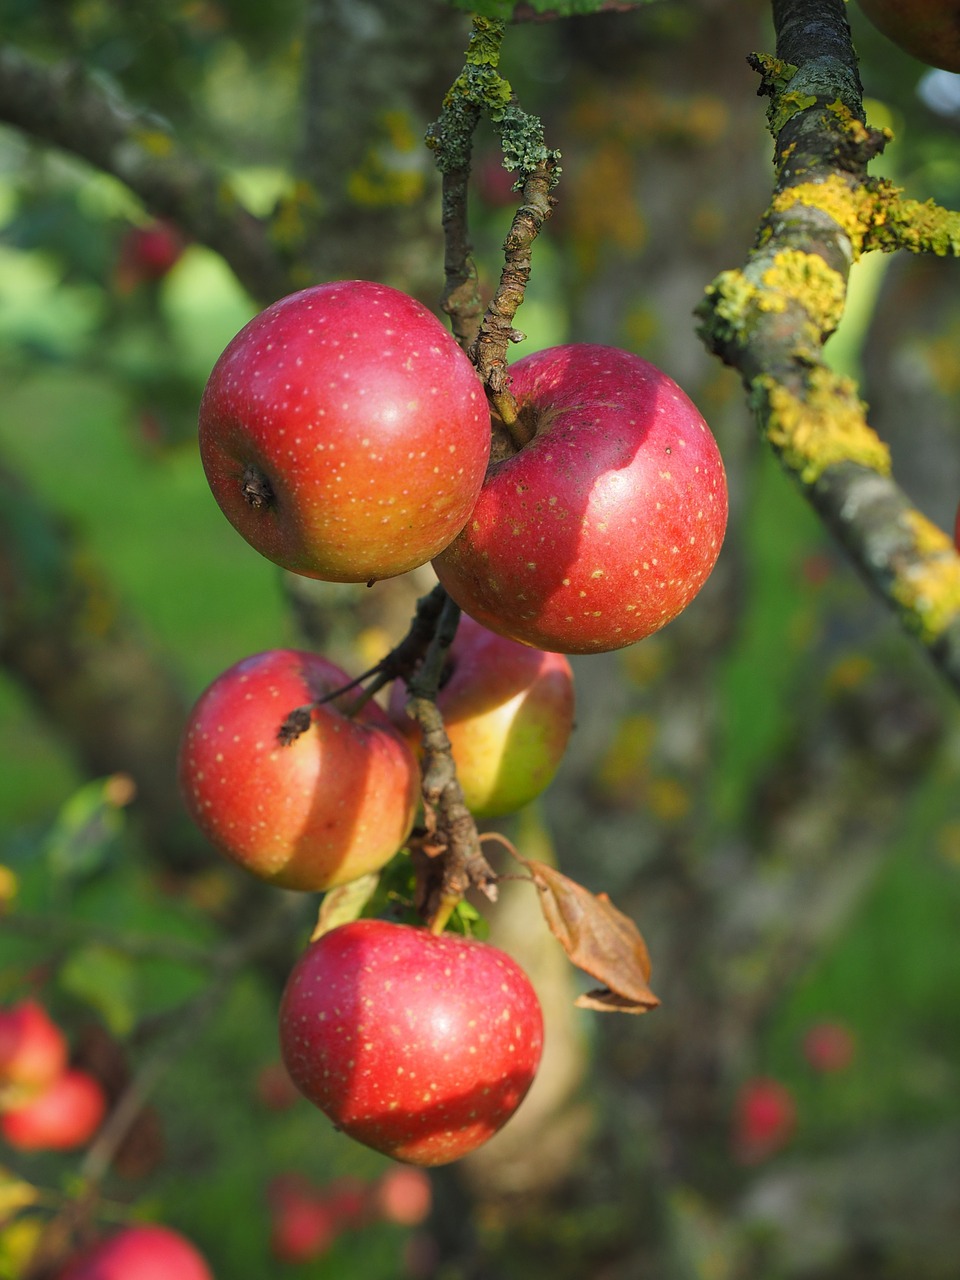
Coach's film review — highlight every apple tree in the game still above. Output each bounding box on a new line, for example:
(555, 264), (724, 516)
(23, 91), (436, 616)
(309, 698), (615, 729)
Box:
(2, 1), (960, 1277)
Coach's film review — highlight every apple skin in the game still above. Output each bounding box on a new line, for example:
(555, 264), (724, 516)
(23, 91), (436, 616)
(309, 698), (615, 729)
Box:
(0, 999), (68, 1101)
(179, 649), (420, 892)
(278, 919), (544, 1166)
(57, 1225), (213, 1280)
(855, 1), (960, 72)
(432, 344), (727, 654)
(198, 280), (491, 583)
(387, 614), (574, 818)
(0, 1068), (106, 1151)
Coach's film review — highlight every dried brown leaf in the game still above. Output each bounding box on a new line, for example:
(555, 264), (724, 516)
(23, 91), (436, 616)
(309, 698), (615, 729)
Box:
(523, 859), (659, 1014)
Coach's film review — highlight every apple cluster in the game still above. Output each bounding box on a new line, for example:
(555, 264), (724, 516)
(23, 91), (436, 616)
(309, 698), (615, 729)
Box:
(0, 998), (106, 1153)
(183, 277), (727, 1164)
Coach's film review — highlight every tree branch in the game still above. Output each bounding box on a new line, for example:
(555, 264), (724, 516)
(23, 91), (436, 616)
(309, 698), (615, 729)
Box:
(0, 43), (295, 305)
(697, 0), (960, 692)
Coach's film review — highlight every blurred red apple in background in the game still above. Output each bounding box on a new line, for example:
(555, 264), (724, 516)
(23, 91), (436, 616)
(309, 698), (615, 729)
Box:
(1, 1068), (106, 1151)
(802, 1020), (857, 1073)
(731, 1076), (797, 1165)
(279, 919), (544, 1166)
(58, 1224), (212, 1280)
(433, 343), (727, 654)
(388, 615), (574, 818)
(198, 280), (491, 583)
(179, 649), (419, 891)
(0, 999), (68, 1103)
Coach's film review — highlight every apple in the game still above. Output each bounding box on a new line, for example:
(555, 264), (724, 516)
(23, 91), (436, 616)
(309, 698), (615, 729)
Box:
(267, 1176), (337, 1263)
(432, 344), (727, 654)
(388, 614), (574, 818)
(58, 1225), (213, 1280)
(278, 919), (544, 1166)
(373, 1165), (433, 1226)
(0, 999), (68, 1101)
(855, 1), (960, 72)
(179, 649), (420, 892)
(115, 220), (184, 291)
(801, 1020), (856, 1073)
(730, 1076), (797, 1165)
(198, 280), (491, 583)
(1, 1068), (106, 1151)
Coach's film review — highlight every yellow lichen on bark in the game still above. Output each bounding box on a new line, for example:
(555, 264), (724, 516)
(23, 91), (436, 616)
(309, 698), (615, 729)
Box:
(760, 249), (846, 334)
(892, 511), (960, 641)
(755, 367), (890, 484)
(770, 174), (881, 258)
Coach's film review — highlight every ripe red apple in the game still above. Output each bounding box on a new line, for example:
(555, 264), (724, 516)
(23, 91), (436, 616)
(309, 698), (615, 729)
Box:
(730, 1076), (797, 1165)
(198, 280), (491, 583)
(432, 344), (727, 654)
(388, 615), (574, 818)
(0, 999), (68, 1101)
(58, 1224), (213, 1280)
(1, 1068), (106, 1151)
(179, 649), (420, 892)
(802, 1020), (856, 1073)
(278, 919), (544, 1166)
(855, 1), (960, 72)
(267, 1176), (337, 1264)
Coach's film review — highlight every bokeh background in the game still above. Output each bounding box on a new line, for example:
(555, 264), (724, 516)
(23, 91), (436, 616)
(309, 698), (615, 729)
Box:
(2, 1), (960, 1277)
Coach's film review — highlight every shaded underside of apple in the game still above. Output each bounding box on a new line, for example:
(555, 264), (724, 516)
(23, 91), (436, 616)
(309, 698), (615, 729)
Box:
(199, 280), (490, 583)
(856, 0), (960, 72)
(434, 344), (728, 654)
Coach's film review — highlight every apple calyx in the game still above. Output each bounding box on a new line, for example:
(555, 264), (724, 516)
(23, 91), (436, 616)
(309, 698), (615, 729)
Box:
(240, 464), (276, 511)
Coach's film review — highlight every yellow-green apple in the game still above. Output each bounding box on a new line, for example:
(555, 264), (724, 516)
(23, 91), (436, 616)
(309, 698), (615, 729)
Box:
(198, 280), (491, 583)
(432, 344), (727, 654)
(279, 919), (543, 1166)
(0, 1068), (106, 1151)
(387, 615), (574, 818)
(855, 1), (960, 72)
(178, 649), (419, 891)
(58, 1225), (213, 1280)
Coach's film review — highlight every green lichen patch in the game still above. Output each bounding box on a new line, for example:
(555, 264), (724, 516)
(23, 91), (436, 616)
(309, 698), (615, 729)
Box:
(753, 367), (890, 485)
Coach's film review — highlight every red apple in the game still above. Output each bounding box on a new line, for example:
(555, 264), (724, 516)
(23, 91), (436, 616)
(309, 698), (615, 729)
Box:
(802, 1020), (856, 1073)
(730, 1076), (797, 1165)
(855, 1), (960, 72)
(278, 919), (544, 1166)
(179, 649), (420, 892)
(267, 1176), (337, 1263)
(374, 1165), (433, 1226)
(1, 1068), (106, 1151)
(388, 615), (574, 818)
(115, 220), (184, 291)
(58, 1224), (212, 1280)
(0, 999), (68, 1101)
(433, 343), (727, 654)
(198, 280), (491, 583)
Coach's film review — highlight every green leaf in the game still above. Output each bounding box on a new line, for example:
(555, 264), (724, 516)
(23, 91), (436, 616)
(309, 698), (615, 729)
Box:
(60, 942), (138, 1035)
(447, 0), (657, 20)
(43, 774), (134, 887)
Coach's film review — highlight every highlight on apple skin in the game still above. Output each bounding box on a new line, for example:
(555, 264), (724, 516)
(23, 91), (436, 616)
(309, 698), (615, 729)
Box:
(388, 614), (575, 819)
(178, 649), (420, 892)
(432, 343), (728, 655)
(198, 280), (491, 584)
(279, 919), (544, 1167)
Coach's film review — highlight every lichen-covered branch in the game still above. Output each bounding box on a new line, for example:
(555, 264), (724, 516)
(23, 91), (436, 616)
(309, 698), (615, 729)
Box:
(0, 42), (295, 305)
(427, 16), (560, 432)
(697, 0), (960, 691)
